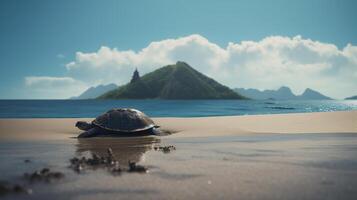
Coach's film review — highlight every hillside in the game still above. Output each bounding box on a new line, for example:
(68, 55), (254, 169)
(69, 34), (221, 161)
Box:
(99, 62), (246, 99)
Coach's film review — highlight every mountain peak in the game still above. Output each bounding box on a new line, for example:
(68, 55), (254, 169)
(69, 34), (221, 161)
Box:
(303, 88), (315, 93)
(278, 86), (292, 92)
(130, 68), (140, 83)
(176, 61), (189, 65)
(300, 88), (332, 100)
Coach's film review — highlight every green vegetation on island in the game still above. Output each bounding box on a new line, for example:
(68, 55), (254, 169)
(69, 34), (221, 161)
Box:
(99, 61), (246, 100)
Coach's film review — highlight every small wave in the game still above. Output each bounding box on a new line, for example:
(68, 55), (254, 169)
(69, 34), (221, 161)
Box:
(267, 106), (295, 110)
(264, 102), (276, 105)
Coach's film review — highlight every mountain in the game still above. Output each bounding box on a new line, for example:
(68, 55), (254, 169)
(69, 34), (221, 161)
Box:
(99, 61), (246, 99)
(298, 88), (332, 100)
(234, 87), (332, 100)
(267, 86), (296, 100)
(345, 95), (357, 100)
(72, 84), (117, 99)
(234, 86), (295, 100)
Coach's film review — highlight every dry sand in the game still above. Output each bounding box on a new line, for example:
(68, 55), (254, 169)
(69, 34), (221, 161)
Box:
(0, 111), (356, 141)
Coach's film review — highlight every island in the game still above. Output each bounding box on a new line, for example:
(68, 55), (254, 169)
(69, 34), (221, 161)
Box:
(99, 61), (246, 100)
(345, 95), (357, 100)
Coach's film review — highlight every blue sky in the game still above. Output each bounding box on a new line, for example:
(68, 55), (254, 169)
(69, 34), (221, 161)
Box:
(0, 0), (356, 99)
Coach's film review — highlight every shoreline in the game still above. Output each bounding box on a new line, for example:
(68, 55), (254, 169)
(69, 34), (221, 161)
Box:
(0, 111), (356, 141)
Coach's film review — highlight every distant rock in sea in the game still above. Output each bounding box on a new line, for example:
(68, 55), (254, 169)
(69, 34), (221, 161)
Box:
(99, 61), (246, 100)
(345, 95), (357, 100)
(234, 87), (332, 100)
(71, 84), (118, 99)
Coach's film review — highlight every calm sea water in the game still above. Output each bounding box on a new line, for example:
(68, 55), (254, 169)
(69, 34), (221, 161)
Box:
(0, 99), (356, 118)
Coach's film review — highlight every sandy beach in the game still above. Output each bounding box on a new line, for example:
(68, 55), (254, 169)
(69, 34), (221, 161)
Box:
(1, 111), (356, 141)
(0, 111), (357, 200)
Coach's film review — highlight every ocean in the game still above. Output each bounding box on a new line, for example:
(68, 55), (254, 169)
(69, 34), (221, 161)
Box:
(0, 99), (356, 118)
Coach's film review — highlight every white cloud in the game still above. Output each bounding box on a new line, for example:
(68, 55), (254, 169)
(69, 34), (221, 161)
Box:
(25, 76), (88, 99)
(65, 35), (229, 86)
(63, 34), (357, 99)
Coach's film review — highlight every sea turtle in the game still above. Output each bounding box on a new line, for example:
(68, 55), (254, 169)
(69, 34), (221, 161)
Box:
(76, 108), (160, 138)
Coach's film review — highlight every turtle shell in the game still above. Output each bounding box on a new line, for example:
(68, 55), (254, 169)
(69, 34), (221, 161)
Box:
(92, 108), (156, 132)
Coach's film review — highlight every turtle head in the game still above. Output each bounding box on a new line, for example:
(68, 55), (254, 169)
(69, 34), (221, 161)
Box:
(75, 121), (94, 131)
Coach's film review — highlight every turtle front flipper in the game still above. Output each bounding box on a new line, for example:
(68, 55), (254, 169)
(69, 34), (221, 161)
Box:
(78, 127), (101, 138)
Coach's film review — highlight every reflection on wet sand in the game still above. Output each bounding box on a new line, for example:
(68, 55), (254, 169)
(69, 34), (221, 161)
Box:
(76, 136), (160, 168)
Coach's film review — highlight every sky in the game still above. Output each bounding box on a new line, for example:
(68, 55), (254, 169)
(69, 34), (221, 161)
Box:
(0, 0), (356, 99)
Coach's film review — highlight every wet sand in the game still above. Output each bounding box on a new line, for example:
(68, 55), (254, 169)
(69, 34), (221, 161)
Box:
(0, 111), (357, 199)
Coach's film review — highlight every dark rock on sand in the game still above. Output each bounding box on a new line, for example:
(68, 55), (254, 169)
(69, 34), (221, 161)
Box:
(69, 147), (150, 175)
(128, 161), (148, 173)
(154, 145), (176, 153)
(23, 168), (64, 183)
(69, 148), (123, 175)
(0, 181), (32, 196)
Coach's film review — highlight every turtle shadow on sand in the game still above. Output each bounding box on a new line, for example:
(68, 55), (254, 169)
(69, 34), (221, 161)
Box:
(75, 136), (160, 169)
